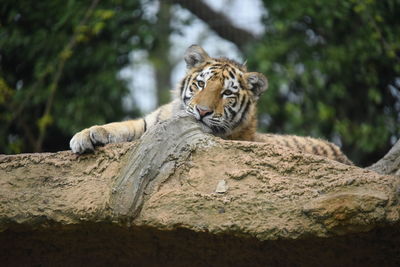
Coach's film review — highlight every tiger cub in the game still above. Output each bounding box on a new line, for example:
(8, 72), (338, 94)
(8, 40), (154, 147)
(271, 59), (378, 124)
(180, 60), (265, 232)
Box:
(70, 45), (352, 165)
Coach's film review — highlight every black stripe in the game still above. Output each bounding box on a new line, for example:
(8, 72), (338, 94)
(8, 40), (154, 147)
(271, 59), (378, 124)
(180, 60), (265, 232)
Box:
(227, 106), (236, 118)
(228, 70), (235, 79)
(237, 95), (247, 112)
(233, 94), (245, 110)
(180, 76), (191, 95)
(319, 145), (328, 156)
(233, 97), (250, 128)
(183, 95), (190, 104)
(328, 143), (340, 158)
(211, 125), (226, 135)
(231, 98), (238, 108)
(238, 80), (246, 91)
(292, 137), (303, 151)
(143, 119), (147, 132)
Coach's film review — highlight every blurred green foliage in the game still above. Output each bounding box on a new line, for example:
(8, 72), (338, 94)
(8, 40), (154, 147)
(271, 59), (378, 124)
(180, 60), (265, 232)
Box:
(249, 0), (400, 165)
(0, 0), (151, 153)
(1, 0), (399, 166)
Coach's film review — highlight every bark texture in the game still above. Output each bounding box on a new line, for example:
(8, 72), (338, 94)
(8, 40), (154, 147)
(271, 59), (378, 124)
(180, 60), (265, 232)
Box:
(1, 114), (400, 266)
(368, 138), (400, 176)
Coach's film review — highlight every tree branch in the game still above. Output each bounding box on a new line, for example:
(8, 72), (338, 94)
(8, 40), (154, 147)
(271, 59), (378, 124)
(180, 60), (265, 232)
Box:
(169, 0), (257, 49)
(367, 138), (400, 176)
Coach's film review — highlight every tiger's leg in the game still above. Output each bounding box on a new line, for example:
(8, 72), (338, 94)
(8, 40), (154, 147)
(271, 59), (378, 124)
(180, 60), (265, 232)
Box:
(70, 101), (175, 154)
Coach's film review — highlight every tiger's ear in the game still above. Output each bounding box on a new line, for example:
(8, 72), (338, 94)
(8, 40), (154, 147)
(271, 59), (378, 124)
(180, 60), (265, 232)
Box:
(184, 45), (210, 69)
(245, 72), (268, 99)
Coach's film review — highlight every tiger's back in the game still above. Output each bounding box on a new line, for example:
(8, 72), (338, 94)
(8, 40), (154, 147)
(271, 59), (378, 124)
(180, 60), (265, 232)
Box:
(255, 133), (352, 165)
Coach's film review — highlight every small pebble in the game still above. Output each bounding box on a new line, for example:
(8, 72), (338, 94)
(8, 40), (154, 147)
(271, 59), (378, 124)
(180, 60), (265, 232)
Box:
(215, 179), (228, 193)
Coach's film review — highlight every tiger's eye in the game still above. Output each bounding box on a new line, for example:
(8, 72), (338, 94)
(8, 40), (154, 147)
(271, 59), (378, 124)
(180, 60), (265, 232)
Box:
(223, 90), (233, 96)
(198, 81), (205, 88)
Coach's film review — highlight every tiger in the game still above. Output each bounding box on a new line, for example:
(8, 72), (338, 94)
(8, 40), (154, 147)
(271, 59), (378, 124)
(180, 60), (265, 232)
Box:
(70, 45), (352, 165)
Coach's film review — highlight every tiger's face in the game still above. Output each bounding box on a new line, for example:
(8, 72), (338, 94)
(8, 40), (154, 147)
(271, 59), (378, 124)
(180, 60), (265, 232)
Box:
(179, 45), (268, 137)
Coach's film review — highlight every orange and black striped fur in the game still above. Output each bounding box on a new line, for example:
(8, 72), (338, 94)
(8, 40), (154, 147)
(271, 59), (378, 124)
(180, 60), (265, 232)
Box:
(70, 45), (351, 164)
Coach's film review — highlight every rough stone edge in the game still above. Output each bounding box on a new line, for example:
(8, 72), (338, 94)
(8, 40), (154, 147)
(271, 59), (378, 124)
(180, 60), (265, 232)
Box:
(1, 114), (399, 240)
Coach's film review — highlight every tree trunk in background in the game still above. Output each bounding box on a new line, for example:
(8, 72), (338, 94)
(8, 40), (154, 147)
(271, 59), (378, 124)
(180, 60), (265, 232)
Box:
(1, 114), (400, 266)
(151, 1), (173, 106)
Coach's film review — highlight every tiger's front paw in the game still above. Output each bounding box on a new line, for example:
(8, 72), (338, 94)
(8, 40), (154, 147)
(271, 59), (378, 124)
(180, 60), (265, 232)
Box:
(69, 126), (110, 154)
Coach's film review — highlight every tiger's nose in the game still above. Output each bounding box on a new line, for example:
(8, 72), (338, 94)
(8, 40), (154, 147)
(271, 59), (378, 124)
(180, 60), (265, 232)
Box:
(196, 105), (213, 118)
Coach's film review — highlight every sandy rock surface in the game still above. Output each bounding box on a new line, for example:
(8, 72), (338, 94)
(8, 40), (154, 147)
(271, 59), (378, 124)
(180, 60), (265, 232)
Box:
(1, 116), (399, 266)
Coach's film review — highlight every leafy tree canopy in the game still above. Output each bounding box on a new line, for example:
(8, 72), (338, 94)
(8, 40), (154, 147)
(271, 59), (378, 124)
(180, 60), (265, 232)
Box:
(0, 0), (152, 153)
(249, 0), (400, 165)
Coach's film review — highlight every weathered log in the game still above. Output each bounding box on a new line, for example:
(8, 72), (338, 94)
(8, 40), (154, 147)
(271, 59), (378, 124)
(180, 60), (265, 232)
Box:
(1, 114), (400, 266)
(109, 112), (213, 221)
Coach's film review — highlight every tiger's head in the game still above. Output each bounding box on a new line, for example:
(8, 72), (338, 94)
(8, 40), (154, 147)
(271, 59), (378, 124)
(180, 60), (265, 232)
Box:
(178, 45), (268, 140)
